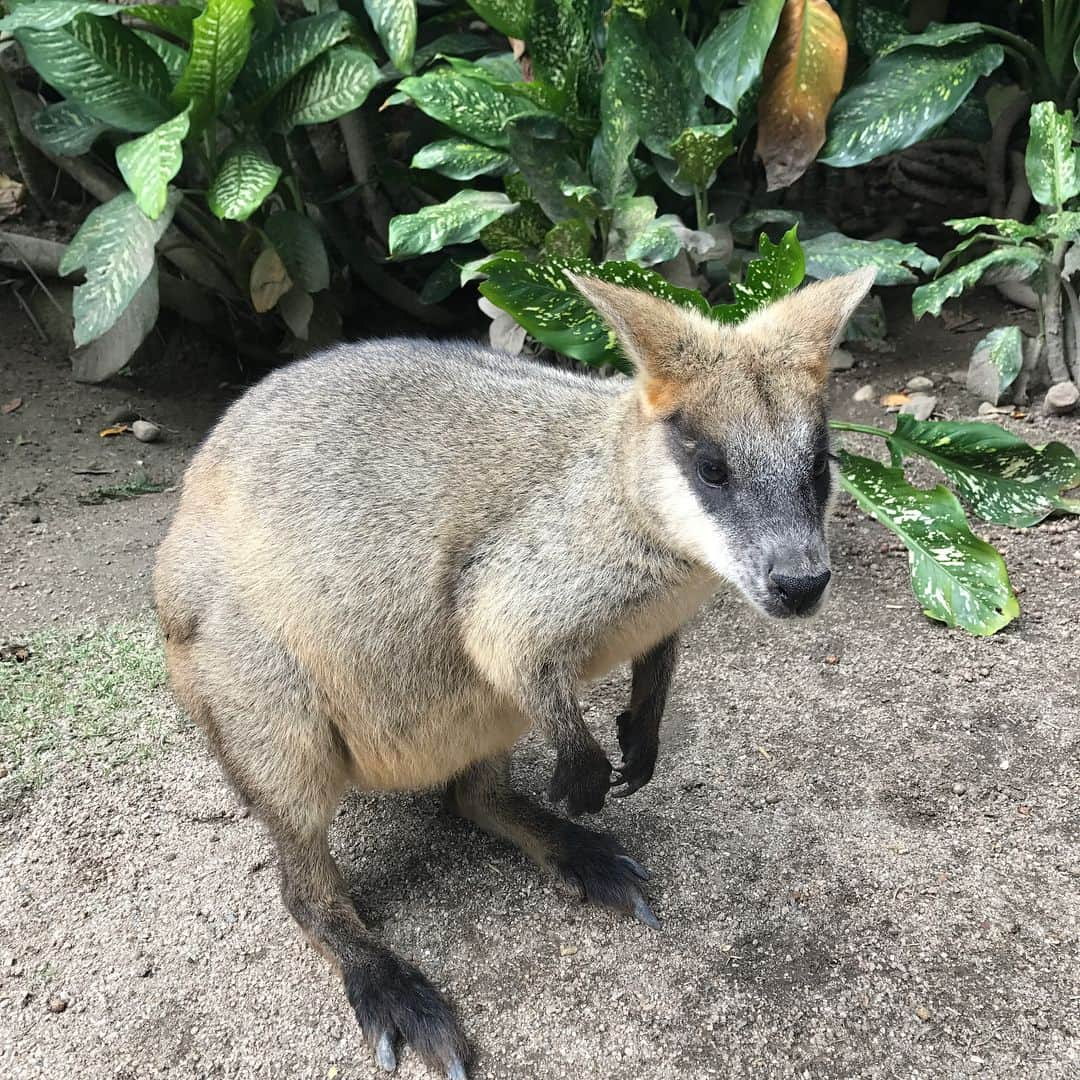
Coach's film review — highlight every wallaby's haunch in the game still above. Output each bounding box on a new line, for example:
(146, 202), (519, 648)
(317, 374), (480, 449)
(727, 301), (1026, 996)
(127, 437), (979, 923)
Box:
(154, 268), (874, 1077)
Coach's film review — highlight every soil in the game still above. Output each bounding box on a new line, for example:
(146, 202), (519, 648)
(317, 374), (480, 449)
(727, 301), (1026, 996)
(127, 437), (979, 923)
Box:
(0, 283), (1078, 1080)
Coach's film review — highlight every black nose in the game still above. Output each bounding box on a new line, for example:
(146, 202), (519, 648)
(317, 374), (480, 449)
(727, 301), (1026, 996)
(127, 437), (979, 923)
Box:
(769, 569), (832, 614)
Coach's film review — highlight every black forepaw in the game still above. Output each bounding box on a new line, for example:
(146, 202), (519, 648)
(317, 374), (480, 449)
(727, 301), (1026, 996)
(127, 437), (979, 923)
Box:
(610, 709), (659, 798)
(548, 742), (611, 816)
(345, 950), (468, 1078)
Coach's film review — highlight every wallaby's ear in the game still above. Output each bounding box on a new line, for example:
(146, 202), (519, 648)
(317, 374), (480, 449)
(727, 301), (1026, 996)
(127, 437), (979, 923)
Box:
(742, 267), (876, 358)
(565, 271), (692, 416)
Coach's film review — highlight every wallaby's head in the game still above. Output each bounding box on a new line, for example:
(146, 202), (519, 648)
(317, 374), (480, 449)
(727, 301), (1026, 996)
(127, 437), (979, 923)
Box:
(569, 267), (875, 619)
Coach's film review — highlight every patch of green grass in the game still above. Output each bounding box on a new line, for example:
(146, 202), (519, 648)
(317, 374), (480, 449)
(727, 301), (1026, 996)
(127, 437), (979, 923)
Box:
(0, 619), (176, 791)
(77, 466), (166, 506)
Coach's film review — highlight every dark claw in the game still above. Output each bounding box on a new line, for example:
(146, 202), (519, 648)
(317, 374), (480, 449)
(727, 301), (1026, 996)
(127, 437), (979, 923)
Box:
(617, 854), (651, 881)
(447, 1060), (468, 1080)
(632, 895), (661, 930)
(375, 1031), (397, 1073)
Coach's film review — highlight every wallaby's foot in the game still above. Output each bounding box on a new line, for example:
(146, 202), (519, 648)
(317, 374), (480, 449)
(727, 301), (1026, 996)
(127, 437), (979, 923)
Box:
(449, 757), (659, 930)
(346, 948), (468, 1078)
(609, 708), (659, 798)
(548, 738), (612, 816)
(547, 819), (659, 929)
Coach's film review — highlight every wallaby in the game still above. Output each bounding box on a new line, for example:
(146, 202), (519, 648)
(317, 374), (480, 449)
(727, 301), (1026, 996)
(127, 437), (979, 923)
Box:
(154, 267), (874, 1078)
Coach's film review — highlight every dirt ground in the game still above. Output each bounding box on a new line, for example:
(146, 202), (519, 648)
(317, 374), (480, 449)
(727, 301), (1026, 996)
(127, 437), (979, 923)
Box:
(1, 285), (1078, 1080)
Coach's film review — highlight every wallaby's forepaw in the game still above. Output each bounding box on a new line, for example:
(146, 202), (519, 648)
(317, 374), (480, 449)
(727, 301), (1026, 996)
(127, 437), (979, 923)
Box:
(548, 742), (612, 816)
(610, 709), (659, 798)
(345, 949), (469, 1079)
(551, 825), (659, 930)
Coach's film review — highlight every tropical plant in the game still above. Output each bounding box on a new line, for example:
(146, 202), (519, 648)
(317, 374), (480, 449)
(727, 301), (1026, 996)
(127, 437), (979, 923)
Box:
(914, 101), (1080, 396)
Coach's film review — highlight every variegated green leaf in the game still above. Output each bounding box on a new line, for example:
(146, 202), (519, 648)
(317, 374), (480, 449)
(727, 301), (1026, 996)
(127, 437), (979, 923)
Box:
(1025, 100), (1080, 212)
(31, 99), (112, 155)
(912, 247), (1044, 318)
(135, 30), (188, 82)
(465, 0), (532, 39)
(172, 0), (254, 128)
(626, 219), (681, 265)
(820, 44), (1003, 167)
(837, 450), (1019, 636)
(365, 0), (416, 73)
(264, 211), (330, 293)
(411, 139), (511, 180)
(542, 218), (593, 259)
(855, 4), (905, 57)
(479, 255), (708, 371)
(414, 33), (492, 69)
(712, 227), (805, 323)
(207, 140), (281, 221)
(267, 44), (380, 132)
(395, 66), (544, 149)
(115, 104), (191, 219)
(508, 120), (589, 222)
(590, 31), (638, 205)
(59, 189), (180, 346)
(696, 0), (785, 114)
(126, 4), (201, 41)
(945, 215), (1042, 240)
(0, 2), (121, 32)
(878, 21), (985, 56)
(236, 10), (355, 111)
(969, 326), (1024, 398)
(15, 15), (173, 132)
(886, 415), (1080, 527)
(528, 0), (597, 120)
(802, 232), (938, 285)
(389, 191), (519, 258)
(671, 124), (734, 188)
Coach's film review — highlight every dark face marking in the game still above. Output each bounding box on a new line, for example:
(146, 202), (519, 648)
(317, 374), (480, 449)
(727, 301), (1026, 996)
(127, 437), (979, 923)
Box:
(665, 410), (833, 618)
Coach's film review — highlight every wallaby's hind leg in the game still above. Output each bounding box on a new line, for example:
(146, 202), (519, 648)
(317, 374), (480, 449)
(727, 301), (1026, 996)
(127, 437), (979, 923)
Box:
(446, 757), (658, 929)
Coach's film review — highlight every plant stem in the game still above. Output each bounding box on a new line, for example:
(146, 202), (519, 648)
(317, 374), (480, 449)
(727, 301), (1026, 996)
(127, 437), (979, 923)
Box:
(0, 69), (53, 211)
(828, 420), (891, 437)
(981, 26), (1058, 99)
(693, 186), (708, 232)
(1042, 238), (1071, 383)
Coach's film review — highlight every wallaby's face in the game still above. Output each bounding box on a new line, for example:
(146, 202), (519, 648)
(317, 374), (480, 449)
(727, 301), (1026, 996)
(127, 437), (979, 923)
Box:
(570, 267), (876, 618)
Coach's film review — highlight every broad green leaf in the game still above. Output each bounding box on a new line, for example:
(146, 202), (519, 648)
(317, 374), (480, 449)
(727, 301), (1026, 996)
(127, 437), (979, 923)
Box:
(59, 189), (180, 346)
(671, 124), (734, 189)
(712, 227), (805, 323)
(608, 8), (701, 156)
(365, 0), (416, 73)
(31, 99), (111, 155)
(115, 104), (191, 219)
(802, 232), (938, 285)
(912, 247), (1044, 318)
(969, 326), (1024, 398)
(478, 255), (708, 371)
(0, 2), (121, 32)
(757, 0), (847, 190)
(820, 44), (1003, 168)
(529, 0), (597, 120)
(207, 140), (281, 221)
(879, 21), (986, 56)
(855, 4), (905, 57)
(479, 200), (550, 251)
(135, 30), (188, 82)
(16, 15), (173, 132)
(607, 194), (660, 260)
(464, 0), (531, 39)
(236, 10), (355, 111)
(414, 33), (492, 68)
(837, 450), (1019, 635)
(394, 66), (544, 148)
(264, 210), (330, 292)
(696, 0), (785, 114)
(508, 120), (589, 222)
(886, 415), (1080, 527)
(389, 191), (519, 258)
(411, 139), (511, 180)
(172, 0), (254, 129)
(1025, 100), (1080, 212)
(459, 248), (522, 287)
(71, 265), (159, 383)
(945, 215), (1042, 241)
(267, 44), (379, 132)
(126, 4), (202, 41)
(590, 31), (638, 205)
(626, 219), (681, 265)
(542, 218), (594, 259)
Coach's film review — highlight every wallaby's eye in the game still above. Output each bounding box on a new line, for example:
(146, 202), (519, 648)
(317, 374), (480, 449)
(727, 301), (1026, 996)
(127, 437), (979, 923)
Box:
(696, 457), (729, 487)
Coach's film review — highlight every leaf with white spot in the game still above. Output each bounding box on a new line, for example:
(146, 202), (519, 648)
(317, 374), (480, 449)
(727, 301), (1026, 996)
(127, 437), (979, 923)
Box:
(1025, 100), (1080, 212)
(820, 44), (1003, 168)
(671, 124), (734, 189)
(878, 21), (986, 56)
(912, 247), (1044, 318)
(364, 0), (416, 73)
(464, 0), (531, 39)
(802, 232), (938, 285)
(0, 2), (123, 32)
(837, 450), (1019, 636)
(59, 189), (180, 346)
(32, 100), (112, 155)
(266, 44), (380, 132)
(696, 0), (785, 114)
(970, 326), (1024, 397)
(389, 191), (519, 259)
(115, 104), (191, 219)
(711, 226), (805, 323)
(886, 415), (1080, 527)
(171, 0), (254, 129)
(411, 139), (511, 180)
(207, 140), (281, 220)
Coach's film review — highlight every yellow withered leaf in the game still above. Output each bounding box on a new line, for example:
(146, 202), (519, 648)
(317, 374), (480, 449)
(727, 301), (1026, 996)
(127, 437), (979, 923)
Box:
(756, 0), (847, 191)
(250, 247), (293, 314)
(99, 424), (131, 437)
(880, 393), (910, 407)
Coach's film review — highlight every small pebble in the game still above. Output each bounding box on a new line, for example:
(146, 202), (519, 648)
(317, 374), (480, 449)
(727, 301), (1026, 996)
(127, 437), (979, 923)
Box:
(1043, 380), (1078, 416)
(47, 995), (67, 1014)
(559, 944), (578, 957)
(906, 375), (934, 391)
(0, 763), (8, 779)
(829, 348), (856, 372)
(765, 793), (781, 805)
(952, 781), (967, 796)
(915, 1006), (931, 1022)
(132, 420), (161, 443)
(853, 384), (876, 402)
(978, 401), (999, 416)
(133, 961), (152, 978)
(899, 394), (936, 421)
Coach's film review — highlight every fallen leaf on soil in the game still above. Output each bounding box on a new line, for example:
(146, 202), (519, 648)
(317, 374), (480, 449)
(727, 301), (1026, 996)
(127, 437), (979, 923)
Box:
(881, 392), (910, 407)
(0, 174), (25, 222)
(2, 397), (22, 414)
(99, 424), (131, 437)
